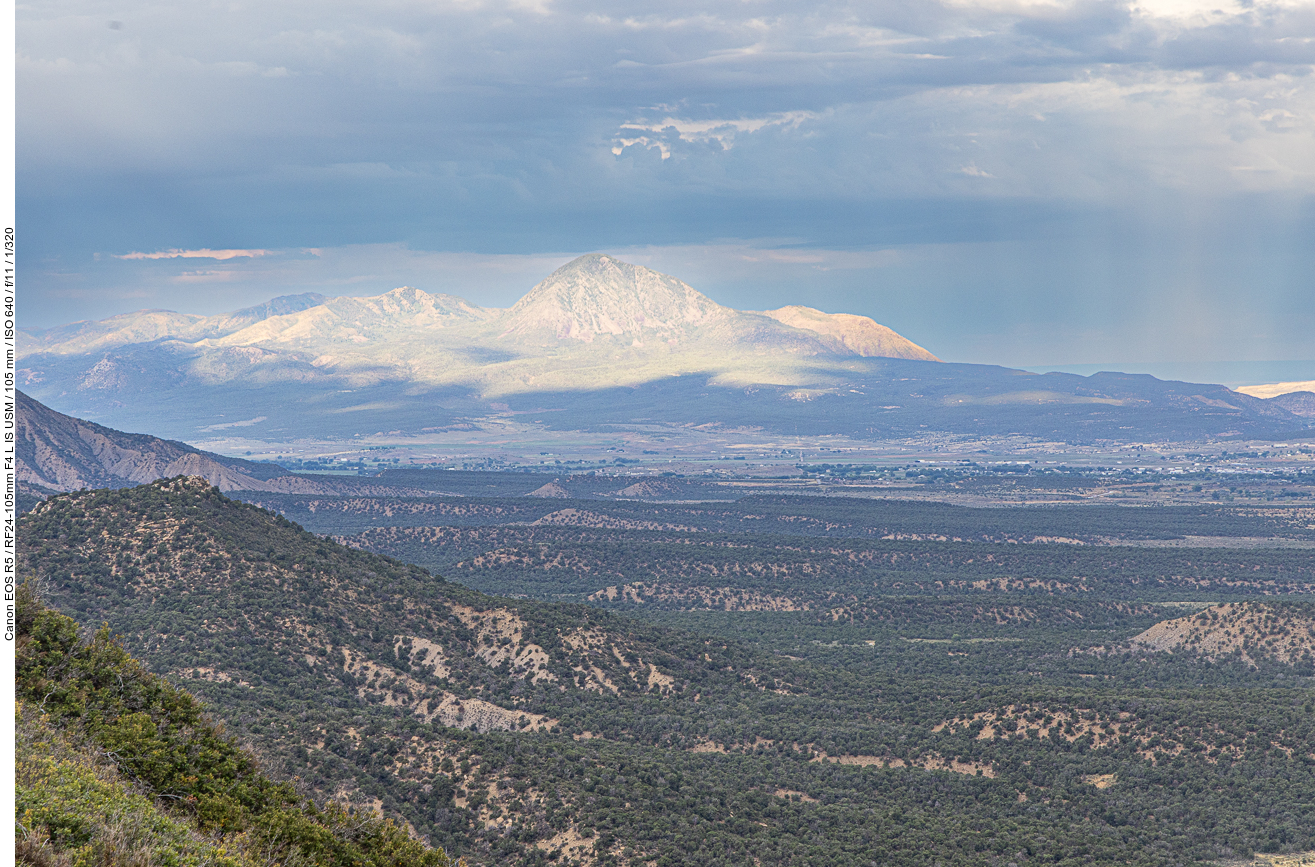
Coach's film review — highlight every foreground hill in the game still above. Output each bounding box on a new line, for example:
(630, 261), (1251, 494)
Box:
(20, 255), (1305, 443)
(18, 477), (1315, 865)
(18, 478), (814, 862)
(16, 584), (457, 867)
(17, 477), (723, 723)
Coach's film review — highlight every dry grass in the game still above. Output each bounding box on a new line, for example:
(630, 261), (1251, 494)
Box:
(1223, 853), (1315, 867)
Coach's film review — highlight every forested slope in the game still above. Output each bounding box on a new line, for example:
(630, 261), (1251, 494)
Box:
(17, 478), (1315, 866)
(15, 583), (458, 867)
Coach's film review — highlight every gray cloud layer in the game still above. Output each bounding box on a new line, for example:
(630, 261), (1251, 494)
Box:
(18, 0), (1315, 366)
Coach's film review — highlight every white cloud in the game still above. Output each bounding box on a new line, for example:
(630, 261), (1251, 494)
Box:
(613, 111), (817, 157)
(611, 135), (671, 159)
(1134, 0), (1315, 26)
(959, 163), (995, 178)
(117, 248), (273, 261)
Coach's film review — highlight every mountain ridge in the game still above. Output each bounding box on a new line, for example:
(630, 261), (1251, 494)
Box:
(18, 292), (330, 357)
(15, 390), (431, 498)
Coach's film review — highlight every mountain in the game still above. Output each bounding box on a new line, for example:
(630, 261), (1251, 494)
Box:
(1236, 380), (1315, 400)
(16, 389), (286, 492)
(18, 255), (934, 391)
(16, 255), (1310, 443)
(18, 292), (327, 357)
(498, 254), (733, 342)
(1270, 391), (1315, 418)
(15, 390), (429, 498)
(1234, 381), (1315, 418)
(21, 256), (927, 378)
(209, 286), (490, 349)
(758, 305), (936, 360)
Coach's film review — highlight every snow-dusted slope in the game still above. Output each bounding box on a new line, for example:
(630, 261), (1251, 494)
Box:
(759, 305), (939, 362)
(496, 254), (732, 343)
(19, 255), (939, 397)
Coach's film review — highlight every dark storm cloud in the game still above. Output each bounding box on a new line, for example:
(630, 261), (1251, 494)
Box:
(16, 0), (1315, 365)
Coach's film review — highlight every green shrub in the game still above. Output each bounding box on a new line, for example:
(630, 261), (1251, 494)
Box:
(15, 583), (458, 867)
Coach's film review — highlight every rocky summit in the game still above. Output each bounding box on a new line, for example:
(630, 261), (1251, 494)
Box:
(498, 254), (734, 343)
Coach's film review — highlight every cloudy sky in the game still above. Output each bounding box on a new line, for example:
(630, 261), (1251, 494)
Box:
(18, 0), (1315, 374)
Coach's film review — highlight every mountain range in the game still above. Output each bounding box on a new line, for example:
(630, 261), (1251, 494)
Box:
(21, 254), (935, 392)
(18, 254), (1311, 443)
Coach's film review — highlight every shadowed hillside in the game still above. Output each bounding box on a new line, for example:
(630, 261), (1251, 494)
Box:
(15, 390), (432, 502)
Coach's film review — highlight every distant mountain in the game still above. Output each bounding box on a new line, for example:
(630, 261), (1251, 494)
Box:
(17, 255), (1309, 443)
(1270, 392), (1315, 418)
(18, 292), (327, 357)
(758, 305), (936, 359)
(19, 255), (936, 393)
(15, 390), (427, 497)
(209, 286), (490, 349)
(1236, 380), (1315, 400)
(498, 254), (732, 342)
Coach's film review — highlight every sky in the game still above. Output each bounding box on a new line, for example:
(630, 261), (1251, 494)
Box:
(17, 0), (1315, 373)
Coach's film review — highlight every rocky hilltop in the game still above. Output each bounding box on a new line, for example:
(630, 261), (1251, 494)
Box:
(1130, 601), (1315, 665)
